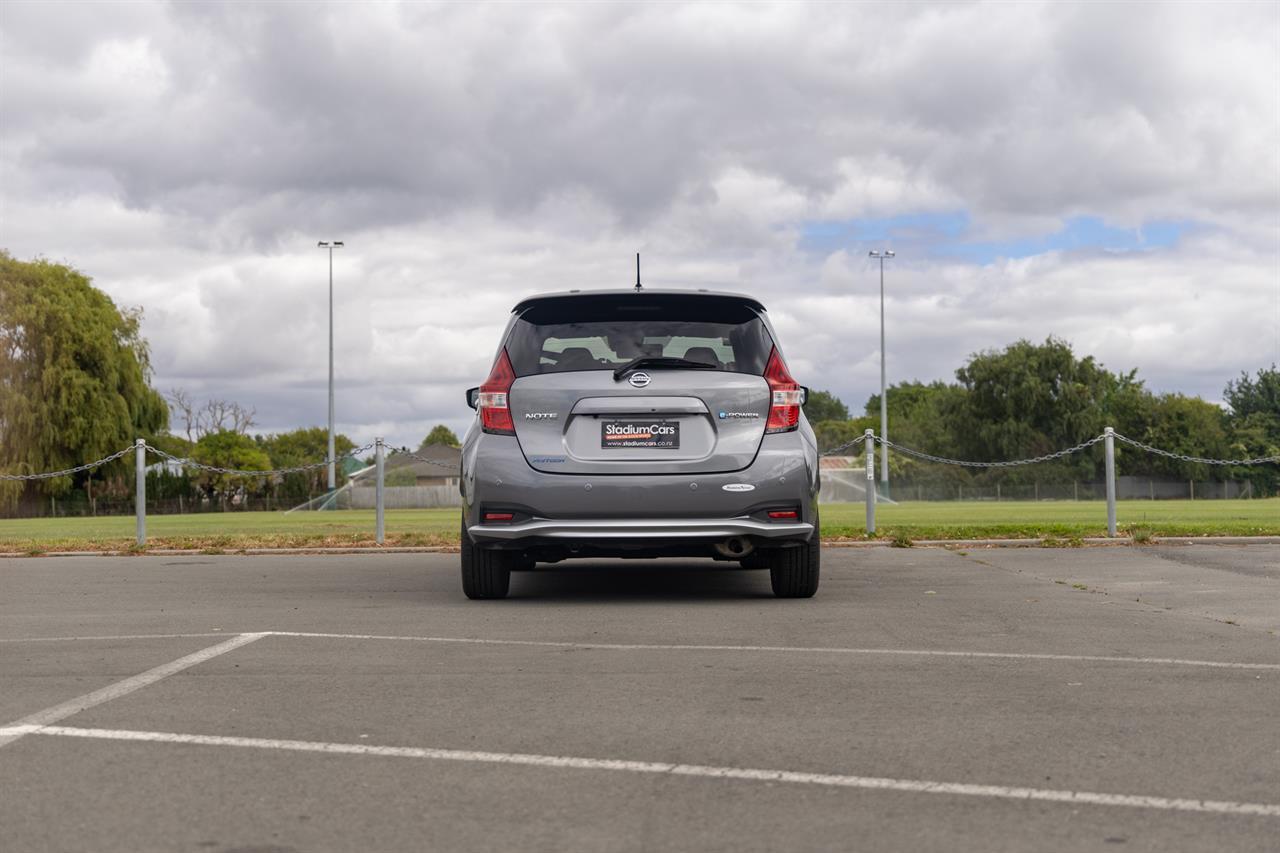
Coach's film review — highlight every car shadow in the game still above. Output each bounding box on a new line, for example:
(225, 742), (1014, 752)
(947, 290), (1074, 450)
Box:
(507, 560), (775, 601)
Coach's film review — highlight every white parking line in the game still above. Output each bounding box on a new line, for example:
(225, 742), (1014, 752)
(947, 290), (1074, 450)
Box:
(3, 724), (1277, 818)
(2, 630), (1275, 670)
(270, 631), (1280, 671)
(0, 633), (229, 643)
(0, 633), (268, 749)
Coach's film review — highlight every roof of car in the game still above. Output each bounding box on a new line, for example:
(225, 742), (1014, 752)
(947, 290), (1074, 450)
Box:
(512, 289), (766, 314)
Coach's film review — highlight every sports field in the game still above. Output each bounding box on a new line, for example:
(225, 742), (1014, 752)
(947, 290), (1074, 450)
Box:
(0, 499), (1275, 552)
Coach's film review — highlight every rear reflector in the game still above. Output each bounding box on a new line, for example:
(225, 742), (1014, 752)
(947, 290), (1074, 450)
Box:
(767, 510), (799, 520)
(483, 512), (514, 522)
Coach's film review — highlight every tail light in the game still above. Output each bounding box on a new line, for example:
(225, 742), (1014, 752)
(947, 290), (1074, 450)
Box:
(478, 349), (516, 435)
(764, 347), (802, 433)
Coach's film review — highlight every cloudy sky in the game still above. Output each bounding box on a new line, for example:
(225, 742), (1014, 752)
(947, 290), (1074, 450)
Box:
(2, 0), (1277, 447)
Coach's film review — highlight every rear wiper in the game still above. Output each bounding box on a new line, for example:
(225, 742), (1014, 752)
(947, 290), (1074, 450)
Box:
(613, 356), (718, 381)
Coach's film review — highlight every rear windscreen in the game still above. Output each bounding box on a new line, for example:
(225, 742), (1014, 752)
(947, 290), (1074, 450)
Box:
(504, 297), (774, 377)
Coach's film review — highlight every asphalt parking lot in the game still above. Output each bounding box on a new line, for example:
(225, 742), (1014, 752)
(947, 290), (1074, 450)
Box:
(2, 545), (1278, 852)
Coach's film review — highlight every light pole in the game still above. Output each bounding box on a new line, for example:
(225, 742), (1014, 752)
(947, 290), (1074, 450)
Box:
(869, 249), (894, 497)
(318, 240), (344, 492)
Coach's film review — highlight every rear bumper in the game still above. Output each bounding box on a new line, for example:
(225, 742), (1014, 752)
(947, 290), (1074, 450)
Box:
(468, 517), (813, 542)
(461, 431), (821, 531)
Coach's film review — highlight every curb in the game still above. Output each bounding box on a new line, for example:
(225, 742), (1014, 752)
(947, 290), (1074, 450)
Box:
(825, 536), (1280, 548)
(0, 546), (458, 558)
(4, 536), (1280, 558)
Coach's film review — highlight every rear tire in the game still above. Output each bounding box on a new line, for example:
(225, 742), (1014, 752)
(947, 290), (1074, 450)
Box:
(769, 514), (820, 598)
(460, 519), (512, 600)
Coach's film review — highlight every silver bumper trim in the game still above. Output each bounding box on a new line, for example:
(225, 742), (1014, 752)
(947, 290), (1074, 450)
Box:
(468, 517), (813, 541)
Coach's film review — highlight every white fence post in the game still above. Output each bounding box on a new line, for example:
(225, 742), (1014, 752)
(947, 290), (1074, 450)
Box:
(864, 429), (876, 535)
(375, 437), (385, 545)
(1104, 427), (1117, 537)
(135, 438), (146, 546)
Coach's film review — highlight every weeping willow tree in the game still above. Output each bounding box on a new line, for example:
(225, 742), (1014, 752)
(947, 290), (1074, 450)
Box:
(0, 252), (168, 511)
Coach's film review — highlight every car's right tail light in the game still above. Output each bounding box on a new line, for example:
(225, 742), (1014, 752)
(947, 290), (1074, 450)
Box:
(764, 347), (802, 433)
(478, 349), (516, 435)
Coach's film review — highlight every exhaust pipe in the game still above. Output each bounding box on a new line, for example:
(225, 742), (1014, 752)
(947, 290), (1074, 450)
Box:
(714, 537), (754, 559)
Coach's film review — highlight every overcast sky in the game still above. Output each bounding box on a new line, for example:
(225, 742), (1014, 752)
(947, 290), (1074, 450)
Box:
(2, 0), (1277, 447)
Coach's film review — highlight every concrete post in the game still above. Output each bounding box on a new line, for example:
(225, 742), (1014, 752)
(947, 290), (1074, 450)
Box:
(1104, 427), (1117, 537)
(375, 437), (385, 545)
(135, 438), (146, 546)
(864, 429), (876, 535)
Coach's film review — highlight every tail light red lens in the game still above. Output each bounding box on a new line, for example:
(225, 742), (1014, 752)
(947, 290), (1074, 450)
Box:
(764, 347), (802, 433)
(483, 512), (514, 522)
(479, 349), (516, 435)
(767, 510), (799, 520)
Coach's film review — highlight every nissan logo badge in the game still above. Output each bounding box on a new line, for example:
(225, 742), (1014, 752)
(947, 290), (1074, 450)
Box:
(628, 372), (651, 388)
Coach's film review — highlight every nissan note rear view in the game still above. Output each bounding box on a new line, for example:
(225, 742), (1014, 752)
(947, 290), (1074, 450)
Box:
(460, 289), (821, 599)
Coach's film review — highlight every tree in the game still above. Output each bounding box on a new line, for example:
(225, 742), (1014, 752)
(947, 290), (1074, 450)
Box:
(0, 252), (167, 509)
(259, 427), (356, 502)
(813, 416), (876, 455)
(200, 398), (256, 434)
(166, 388), (199, 444)
(167, 389), (256, 440)
(1223, 367), (1280, 495)
(802, 390), (849, 424)
(1135, 394), (1230, 481)
(951, 337), (1121, 480)
(1224, 366), (1280, 420)
(421, 424), (460, 448)
(192, 430), (271, 502)
(864, 381), (968, 457)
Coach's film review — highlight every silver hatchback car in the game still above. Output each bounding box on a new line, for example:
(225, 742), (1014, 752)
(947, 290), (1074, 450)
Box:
(461, 289), (820, 599)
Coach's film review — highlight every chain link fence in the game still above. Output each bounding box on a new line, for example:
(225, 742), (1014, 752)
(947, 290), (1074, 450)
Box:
(3, 429), (1277, 543)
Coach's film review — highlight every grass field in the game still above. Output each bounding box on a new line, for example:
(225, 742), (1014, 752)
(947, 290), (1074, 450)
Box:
(0, 499), (1276, 553)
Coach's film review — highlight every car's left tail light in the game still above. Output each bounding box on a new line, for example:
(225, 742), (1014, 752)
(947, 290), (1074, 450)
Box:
(478, 349), (516, 435)
(764, 347), (802, 433)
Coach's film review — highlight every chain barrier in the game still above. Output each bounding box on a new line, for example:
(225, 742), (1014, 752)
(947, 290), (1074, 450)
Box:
(819, 436), (870, 457)
(0, 445), (136, 481)
(143, 442), (376, 477)
(1111, 433), (1280, 466)
(820, 432), (1278, 468)
(5, 433), (1276, 481)
(872, 434), (1108, 468)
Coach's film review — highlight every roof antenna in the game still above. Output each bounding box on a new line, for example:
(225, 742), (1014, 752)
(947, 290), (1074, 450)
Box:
(635, 253), (642, 292)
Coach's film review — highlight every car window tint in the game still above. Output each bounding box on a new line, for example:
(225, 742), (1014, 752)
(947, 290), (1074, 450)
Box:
(507, 316), (772, 376)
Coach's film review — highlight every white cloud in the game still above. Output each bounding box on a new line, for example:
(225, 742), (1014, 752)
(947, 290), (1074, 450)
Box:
(1, 0), (1276, 446)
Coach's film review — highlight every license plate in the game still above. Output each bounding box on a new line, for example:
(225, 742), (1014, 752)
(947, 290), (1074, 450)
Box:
(601, 420), (680, 449)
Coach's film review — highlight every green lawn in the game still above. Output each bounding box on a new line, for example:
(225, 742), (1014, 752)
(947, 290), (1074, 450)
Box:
(0, 509), (460, 553)
(827, 498), (1280, 540)
(0, 499), (1276, 553)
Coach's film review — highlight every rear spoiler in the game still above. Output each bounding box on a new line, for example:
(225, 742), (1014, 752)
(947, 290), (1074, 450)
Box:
(512, 289), (766, 315)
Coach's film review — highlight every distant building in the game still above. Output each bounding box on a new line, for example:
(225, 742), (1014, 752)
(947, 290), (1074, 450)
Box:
(145, 457), (191, 476)
(351, 443), (461, 488)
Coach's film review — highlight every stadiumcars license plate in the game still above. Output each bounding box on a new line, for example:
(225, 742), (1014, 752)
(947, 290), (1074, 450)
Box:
(601, 419), (680, 449)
